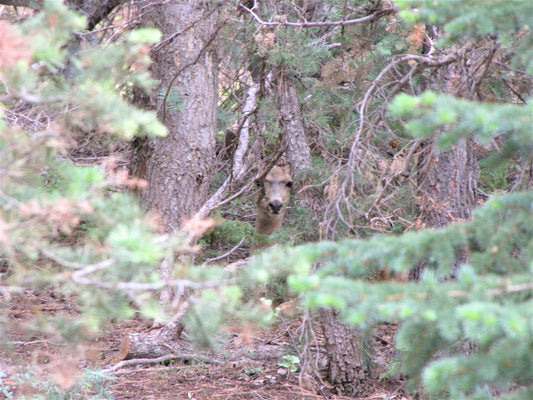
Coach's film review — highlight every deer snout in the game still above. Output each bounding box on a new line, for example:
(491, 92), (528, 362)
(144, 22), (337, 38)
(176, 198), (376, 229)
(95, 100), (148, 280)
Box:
(269, 200), (283, 214)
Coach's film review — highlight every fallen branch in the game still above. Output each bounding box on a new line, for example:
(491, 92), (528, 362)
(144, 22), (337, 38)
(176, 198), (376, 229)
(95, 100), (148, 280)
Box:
(103, 354), (179, 373)
(102, 352), (223, 374)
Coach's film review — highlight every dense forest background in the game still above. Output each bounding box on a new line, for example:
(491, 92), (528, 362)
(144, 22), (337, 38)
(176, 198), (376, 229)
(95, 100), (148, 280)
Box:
(0, 0), (532, 399)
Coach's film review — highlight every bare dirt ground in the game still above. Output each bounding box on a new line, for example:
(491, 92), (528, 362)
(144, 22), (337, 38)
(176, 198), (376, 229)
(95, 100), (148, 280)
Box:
(1, 290), (411, 400)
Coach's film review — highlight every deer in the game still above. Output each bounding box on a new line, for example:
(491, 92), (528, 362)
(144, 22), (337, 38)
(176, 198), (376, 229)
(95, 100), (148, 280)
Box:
(255, 163), (293, 236)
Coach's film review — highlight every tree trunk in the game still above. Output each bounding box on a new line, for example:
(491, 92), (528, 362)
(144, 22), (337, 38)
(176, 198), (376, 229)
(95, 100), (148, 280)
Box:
(409, 138), (479, 280)
(416, 138), (479, 228)
(123, 1), (219, 358)
(276, 73), (311, 170)
(318, 308), (371, 396)
(410, 43), (482, 279)
(141, 2), (219, 231)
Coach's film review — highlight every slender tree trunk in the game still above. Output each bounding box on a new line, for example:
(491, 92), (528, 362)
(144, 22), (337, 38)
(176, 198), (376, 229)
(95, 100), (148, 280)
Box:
(410, 44), (482, 278)
(417, 138), (479, 228)
(318, 308), (370, 396)
(276, 73), (311, 170)
(142, 2), (219, 231)
(409, 137), (479, 280)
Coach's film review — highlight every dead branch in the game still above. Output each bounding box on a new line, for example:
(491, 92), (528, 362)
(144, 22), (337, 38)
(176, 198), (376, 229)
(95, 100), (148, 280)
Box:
(350, 53), (459, 171)
(204, 236), (247, 263)
(254, 146), (287, 184)
(194, 82), (259, 219)
(240, 3), (397, 28)
(233, 82), (259, 178)
(323, 50), (463, 238)
(365, 138), (424, 219)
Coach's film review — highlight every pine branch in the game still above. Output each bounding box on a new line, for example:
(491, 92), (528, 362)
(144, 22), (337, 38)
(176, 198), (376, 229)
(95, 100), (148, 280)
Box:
(385, 282), (533, 301)
(40, 247), (234, 291)
(324, 48), (465, 238)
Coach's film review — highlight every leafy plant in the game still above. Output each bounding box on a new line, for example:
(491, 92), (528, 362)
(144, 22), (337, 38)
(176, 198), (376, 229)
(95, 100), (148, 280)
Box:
(243, 366), (264, 375)
(278, 355), (300, 373)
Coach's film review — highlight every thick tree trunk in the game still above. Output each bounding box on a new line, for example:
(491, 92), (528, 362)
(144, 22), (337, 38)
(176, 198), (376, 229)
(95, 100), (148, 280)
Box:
(142, 2), (219, 231)
(123, 1), (219, 358)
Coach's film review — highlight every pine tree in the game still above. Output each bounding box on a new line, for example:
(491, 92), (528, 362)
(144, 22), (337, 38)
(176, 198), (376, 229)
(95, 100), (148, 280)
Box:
(0, 0), (170, 344)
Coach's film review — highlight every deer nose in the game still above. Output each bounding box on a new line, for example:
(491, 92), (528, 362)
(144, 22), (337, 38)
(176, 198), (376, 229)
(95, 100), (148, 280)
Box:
(269, 200), (283, 214)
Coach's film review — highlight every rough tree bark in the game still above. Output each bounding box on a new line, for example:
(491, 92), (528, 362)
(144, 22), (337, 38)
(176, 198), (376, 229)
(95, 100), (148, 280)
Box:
(317, 27), (486, 397)
(123, 1), (219, 359)
(141, 1), (219, 231)
(276, 73), (311, 170)
(410, 42), (486, 279)
(416, 138), (479, 229)
(318, 308), (370, 396)
(408, 137), (479, 280)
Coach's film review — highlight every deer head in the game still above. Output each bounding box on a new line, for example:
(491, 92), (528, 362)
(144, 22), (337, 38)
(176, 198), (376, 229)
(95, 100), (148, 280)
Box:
(255, 163), (293, 235)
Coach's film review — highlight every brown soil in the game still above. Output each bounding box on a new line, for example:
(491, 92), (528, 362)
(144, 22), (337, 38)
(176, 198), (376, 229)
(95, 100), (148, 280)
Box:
(1, 290), (411, 400)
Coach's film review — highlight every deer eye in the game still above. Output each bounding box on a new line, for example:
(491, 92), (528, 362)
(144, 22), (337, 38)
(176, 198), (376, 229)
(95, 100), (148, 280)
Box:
(286, 181), (293, 188)
(255, 179), (264, 187)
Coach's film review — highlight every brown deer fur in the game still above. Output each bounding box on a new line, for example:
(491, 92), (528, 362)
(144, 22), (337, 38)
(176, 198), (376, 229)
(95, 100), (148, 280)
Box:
(255, 164), (293, 235)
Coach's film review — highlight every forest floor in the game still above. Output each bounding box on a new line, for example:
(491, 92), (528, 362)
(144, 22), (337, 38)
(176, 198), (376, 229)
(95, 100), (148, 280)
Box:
(2, 289), (412, 400)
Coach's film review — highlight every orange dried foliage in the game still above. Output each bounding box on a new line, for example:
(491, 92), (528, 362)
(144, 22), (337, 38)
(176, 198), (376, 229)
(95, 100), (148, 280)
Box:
(182, 216), (217, 238)
(103, 157), (149, 191)
(408, 24), (426, 54)
(18, 198), (94, 235)
(0, 21), (32, 70)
